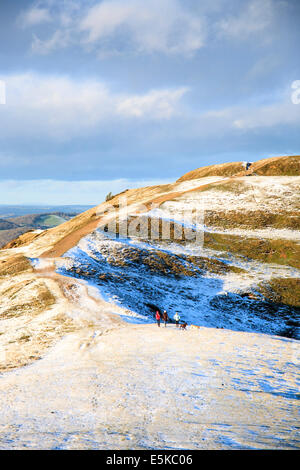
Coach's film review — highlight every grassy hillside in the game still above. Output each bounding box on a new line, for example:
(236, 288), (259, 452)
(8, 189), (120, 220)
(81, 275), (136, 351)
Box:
(177, 155), (300, 181)
(0, 212), (78, 248)
(7, 212), (76, 227)
(177, 161), (245, 181)
(0, 228), (37, 248)
(0, 219), (20, 230)
(253, 155), (300, 176)
(257, 278), (300, 308)
(203, 232), (300, 269)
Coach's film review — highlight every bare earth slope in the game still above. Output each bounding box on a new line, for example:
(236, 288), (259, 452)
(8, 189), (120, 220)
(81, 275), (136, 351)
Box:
(0, 155), (299, 449)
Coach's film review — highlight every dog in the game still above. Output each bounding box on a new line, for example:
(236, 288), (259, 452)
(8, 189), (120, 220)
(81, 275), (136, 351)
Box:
(180, 322), (187, 330)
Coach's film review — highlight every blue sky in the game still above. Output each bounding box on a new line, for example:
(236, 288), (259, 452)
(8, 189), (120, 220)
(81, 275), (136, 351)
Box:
(0, 0), (299, 204)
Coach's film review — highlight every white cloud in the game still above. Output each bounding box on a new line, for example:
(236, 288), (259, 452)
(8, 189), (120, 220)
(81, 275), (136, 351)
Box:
(193, 91), (300, 132)
(117, 87), (189, 119)
(79, 0), (206, 56)
(2, 71), (299, 151)
(0, 73), (188, 140)
(18, 0), (80, 53)
(31, 30), (70, 54)
(247, 55), (280, 81)
(18, 6), (52, 28)
(2, 72), (298, 148)
(217, 0), (274, 39)
(233, 101), (300, 130)
(22, 0), (206, 56)
(167, 94), (300, 139)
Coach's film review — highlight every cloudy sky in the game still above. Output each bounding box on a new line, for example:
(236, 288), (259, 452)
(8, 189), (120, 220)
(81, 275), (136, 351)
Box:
(0, 0), (299, 204)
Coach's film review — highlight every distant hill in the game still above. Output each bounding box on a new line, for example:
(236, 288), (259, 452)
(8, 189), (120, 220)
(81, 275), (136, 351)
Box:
(0, 219), (20, 230)
(0, 228), (36, 248)
(0, 205), (93, 219)
(0, 211), (84, 248)
(7, 212), (76, 228)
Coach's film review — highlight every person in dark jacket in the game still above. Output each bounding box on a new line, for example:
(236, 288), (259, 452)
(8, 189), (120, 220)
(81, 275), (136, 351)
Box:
(162, 310), (169, 327)
(155, 310), (161, 327)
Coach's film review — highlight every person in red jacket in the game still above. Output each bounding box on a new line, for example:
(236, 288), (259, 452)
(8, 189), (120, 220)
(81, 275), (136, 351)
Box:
(155, 310), (161, 327)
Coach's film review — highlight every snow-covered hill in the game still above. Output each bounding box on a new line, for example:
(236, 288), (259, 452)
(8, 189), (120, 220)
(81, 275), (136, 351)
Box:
(0, 155), (299, 449)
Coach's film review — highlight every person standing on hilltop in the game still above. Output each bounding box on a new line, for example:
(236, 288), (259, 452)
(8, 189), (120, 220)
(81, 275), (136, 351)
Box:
(174, 312), (180, 327)
(162, 310), (169, 327)
(155, 310), (161, 327)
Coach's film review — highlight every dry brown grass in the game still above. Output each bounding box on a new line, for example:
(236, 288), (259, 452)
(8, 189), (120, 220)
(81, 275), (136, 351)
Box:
(257, 278), (300, 307)
(0, 255), (34, 277)
(178, 155), (300, 182)
(0, 312), (77, 372)
(177, 162), (245, 182)
(204, 210), (300, 230)
(252, 155), (300, 176)
(185, 255), (245, 274)
(1, 279), (56, 319)
(204, 232), (300, 268)
(0, 228), (36, 249)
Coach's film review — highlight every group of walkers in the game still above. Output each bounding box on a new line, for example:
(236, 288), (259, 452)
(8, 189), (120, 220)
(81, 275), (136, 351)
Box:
(155, 310), (185, 328)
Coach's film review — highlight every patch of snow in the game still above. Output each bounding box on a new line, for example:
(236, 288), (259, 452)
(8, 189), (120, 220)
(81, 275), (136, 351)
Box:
(56, 231), (299, 339)
(174, 177), (224, 192)
(164, 176), (300, 213)
(0, 323), (298, 449)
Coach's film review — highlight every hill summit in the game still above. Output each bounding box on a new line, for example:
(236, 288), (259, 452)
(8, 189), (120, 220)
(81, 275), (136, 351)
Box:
(177, 155), (300, 181)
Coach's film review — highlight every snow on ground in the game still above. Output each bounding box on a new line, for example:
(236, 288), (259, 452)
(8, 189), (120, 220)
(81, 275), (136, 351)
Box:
(56, 230), (300, 339)
(165, 176), (300, 213)
(174, 177), (225, 192)
(141, 207), (300, 242)
(205, 227), (300, 242)
(0, 322), (298, 449)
